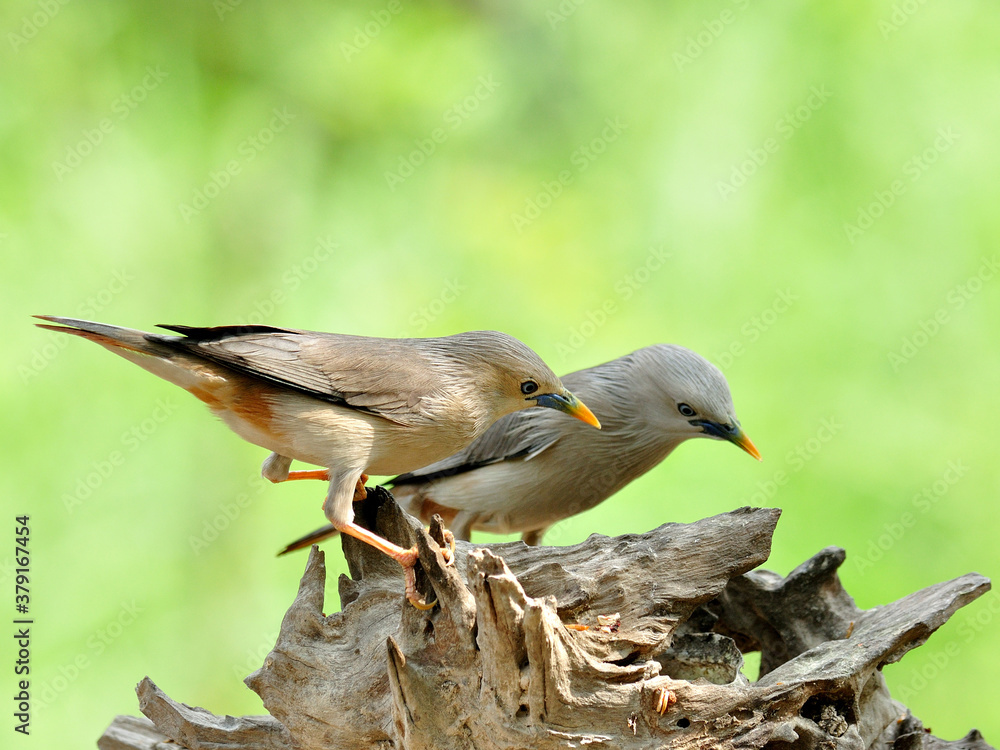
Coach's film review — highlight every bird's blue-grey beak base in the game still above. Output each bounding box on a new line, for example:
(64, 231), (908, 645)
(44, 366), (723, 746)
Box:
(533, 390), (601, 429)
(691, 419), (762, 460)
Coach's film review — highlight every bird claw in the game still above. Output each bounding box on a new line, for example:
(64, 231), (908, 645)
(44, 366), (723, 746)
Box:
(409, 593), (437, 611)
(440, 529), (456, 566)
(334, 525), (436, 609)
(402, 556), (437, 610)
(654, 687), (675, 715)
(402, 529), (452, 607)
(353, 474), (369, 501)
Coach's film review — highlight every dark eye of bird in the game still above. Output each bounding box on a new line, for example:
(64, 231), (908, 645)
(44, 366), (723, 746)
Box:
(521, 380), (539, 395)
(678, 403), (696, 417)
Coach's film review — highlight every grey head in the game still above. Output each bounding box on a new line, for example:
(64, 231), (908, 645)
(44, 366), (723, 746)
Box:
(607, 344), (761, 459)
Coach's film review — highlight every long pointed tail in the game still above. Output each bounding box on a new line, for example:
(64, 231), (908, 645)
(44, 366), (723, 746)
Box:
(277, 524), (339, 556)
(34, 315), (166, 355)
(34, 316), (217, 393)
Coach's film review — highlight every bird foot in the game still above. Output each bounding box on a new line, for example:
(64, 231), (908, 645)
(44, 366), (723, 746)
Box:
(440, 529), (456, 566)
(654, 687), (675, 715)
(404, 565), (437, 610)
(353, 474), (369, 501)
(392, 546), (436, 610)
(332, 513), (438, 610)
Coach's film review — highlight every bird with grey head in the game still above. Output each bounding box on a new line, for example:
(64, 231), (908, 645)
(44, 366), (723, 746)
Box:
(281, 343), (760, 552)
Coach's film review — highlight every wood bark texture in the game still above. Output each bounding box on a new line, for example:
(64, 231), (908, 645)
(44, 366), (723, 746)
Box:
(98, 488), (994, 750)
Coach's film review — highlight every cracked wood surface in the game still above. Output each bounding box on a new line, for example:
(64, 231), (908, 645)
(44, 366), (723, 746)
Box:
(97, 489), (994, 750)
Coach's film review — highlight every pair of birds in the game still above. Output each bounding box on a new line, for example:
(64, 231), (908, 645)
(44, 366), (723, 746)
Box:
(37, 316), (760, 607)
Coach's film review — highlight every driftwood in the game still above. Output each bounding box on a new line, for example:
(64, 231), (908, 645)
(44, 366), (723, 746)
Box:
(98, 488), (994, 750)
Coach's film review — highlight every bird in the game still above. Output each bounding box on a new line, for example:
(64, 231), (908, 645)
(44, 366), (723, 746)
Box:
(280, 343), (760, 553)
(34, 316), (601, 607)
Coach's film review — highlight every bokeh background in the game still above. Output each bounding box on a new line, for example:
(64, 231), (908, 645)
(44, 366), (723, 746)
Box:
(3, 0), (999, 745)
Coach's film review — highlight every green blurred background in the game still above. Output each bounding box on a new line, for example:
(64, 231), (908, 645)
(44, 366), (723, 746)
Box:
(3, 0), (999, 745)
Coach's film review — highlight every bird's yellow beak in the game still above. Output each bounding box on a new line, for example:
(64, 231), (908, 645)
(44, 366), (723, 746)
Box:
(731, 429), (762, 461)
(692, 418), (762, 460)
(533, 390), (602, 429)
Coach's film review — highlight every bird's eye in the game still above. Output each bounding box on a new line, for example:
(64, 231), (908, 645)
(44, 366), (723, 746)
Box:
(521, 380), (539, 395)
(678, 403), (697, 417)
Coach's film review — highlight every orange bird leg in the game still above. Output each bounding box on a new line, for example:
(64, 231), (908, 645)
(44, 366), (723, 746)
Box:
(333, 520), (436, 610)
(271, 472), (370, 501)
(280, 469), (332, 482)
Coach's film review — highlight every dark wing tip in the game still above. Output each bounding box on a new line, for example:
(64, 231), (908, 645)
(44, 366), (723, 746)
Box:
(155, 323), (295, 341)
(389, 452), (525, 487)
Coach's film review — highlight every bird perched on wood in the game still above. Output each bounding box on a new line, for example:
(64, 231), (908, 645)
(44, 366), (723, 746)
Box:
(34, 316), (600, 607)
(280, 344), (760, 553)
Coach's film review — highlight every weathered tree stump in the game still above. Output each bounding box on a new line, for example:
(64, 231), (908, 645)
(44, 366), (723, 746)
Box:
(98, 488), (994, 749)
